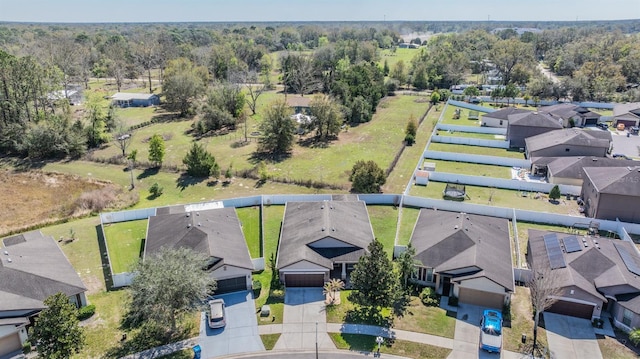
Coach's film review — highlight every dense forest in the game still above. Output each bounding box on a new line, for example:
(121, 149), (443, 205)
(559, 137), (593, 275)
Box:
(1, 20), (639, 159)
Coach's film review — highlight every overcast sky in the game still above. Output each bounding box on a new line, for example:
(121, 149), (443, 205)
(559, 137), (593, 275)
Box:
(0, 0), (639, 23)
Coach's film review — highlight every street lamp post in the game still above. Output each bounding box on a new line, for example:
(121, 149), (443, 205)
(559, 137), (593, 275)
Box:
(315, 321), (318, 359)
(376, 336), (384, 357)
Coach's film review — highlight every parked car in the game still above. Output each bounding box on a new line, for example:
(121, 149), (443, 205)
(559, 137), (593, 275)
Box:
(612, 153), (632, 160)
(480, 309), (503, 353)
(596, 122), (609, 130)
(208, 299), (226, 329)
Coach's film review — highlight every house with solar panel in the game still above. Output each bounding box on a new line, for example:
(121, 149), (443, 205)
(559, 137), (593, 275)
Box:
(527, 229), (640, 331)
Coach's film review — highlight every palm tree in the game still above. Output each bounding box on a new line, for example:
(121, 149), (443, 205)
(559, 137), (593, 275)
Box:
(323, 278), (345, 305)
(630, 328), (640, 346)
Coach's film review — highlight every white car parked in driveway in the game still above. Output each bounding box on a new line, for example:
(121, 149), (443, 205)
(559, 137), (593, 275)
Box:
(208, 299), (226, 329)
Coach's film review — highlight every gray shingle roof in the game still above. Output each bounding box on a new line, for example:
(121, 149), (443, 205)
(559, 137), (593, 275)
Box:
(276, 201), (375, 270)
(527, 230), (640, 307)
(525, 129), (610, 153)
(483, 107), (530, 121)
(508, 111), (563, 128)
(145, 208), (253, 271)
(613, 102), (640, 117)
(0, 231), (86, 313)
(410, 210), (514, 291)
(583, 166), (640, 197)
(545, 156), (639, 180)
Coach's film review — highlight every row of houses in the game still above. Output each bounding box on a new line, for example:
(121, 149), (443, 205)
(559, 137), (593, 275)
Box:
(4, 199), (640, 354)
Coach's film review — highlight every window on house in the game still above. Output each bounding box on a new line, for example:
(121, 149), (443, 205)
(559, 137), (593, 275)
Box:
(624, 309), (633, 326)
(413, 267), (434, 282)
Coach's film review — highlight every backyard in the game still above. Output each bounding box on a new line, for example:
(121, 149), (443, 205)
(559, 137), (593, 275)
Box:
(428, 143), (526, 159)
(424, 159), (512, 179)
(102, 219), (148, 274)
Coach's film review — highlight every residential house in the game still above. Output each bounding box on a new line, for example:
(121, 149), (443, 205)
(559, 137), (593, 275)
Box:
(0, 231), (87, 356)
(145, 207), (254, 293)
(481, 107), (530, 128)
(506, 111), (563, 149)
(524, 128), (612, 159)
(530, 156), (639, 186)
(409, 210), (514, 309)
(527, 229), (640, 329)
(276, 200), (375, 287)
(47, 88), (83, 106)
(285, 95), (312, 115)
(539, 103), (602, 127)
(581, 166), (640, 224)
(111, 92), (160, 108)
(612, 102), (640, 129)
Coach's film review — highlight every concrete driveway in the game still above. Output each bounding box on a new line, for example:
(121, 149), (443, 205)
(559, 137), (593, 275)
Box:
(273, 287), (335, 350)
(198, 290), (264, 358)
(543, 312), (603, 359)
(610, 130), (640, 158)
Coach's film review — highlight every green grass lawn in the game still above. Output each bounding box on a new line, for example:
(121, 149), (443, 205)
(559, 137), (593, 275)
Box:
(426, 159), (512, 179)
(102, 219), (147, 274)
(384, 102), (438, 193)
(367, 205), (399, 258)
(502, 286), (548, 354)
(393, 297), (456, 338)
(410, 182), (581, 216)
(329, 333), (451, 359)
(236, 206), (261, 258)
(379, 48), (421, 69)
(158, 349), (193, 359)
(439, 105), (488, 126)
(397, 206), (420, 245)
(437, 131), (504, 140)
(260, 333), (281, 350)
(428, 143), (526, 159)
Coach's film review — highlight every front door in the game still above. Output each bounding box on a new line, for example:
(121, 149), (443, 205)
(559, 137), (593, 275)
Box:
(442, 277), (452, 296)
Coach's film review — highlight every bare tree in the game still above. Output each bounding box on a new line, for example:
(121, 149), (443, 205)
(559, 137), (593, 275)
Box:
(132, 33), (158, 93)
(527, 266), (562, 353)
(242, 71), (265, 116)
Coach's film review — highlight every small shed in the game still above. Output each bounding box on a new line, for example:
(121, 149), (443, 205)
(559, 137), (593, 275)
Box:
(111, 93), (160, 108)
(423, 162), (436, 171)
(415, 170), (429, 186)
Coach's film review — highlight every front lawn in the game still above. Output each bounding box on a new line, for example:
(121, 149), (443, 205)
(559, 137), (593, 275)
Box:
(102, 219), (147, 274)
(598, 335), (639, 359)
(329, 333), (451, 359)
(502, 286), (548, 354)
(326, 291), (455, 338)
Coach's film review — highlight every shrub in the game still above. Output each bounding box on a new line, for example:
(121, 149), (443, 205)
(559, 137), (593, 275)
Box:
(77, 304), (96, 321)
(73, 187), (118, 213)
(252, 280), (262, 292)
(448, 296), (459, 307)
(149, 182), (163, 197)
(419, 287), (439, 306)
(270, 289), (284, 299)
(405, 133), (415, 145)
(22, 342), (31, 354)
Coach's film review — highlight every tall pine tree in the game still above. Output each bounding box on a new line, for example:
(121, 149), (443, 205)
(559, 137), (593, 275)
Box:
(349, 239), (398, 312)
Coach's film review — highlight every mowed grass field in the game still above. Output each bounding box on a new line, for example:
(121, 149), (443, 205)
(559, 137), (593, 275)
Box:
(236, 206), (261, 258)
(102, 219), (148, 273)
(425, 159), (512, 179)
(428, 143), (526, 159)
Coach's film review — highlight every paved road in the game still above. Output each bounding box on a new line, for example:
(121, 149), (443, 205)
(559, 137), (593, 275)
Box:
(544, 312), (603, 359)
(216, 350), (412, 359)
(537, 63), (561, 84)
(198, 291), (264, 358)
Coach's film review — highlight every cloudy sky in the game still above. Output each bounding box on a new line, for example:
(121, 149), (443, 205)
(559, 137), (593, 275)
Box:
(0, 0), (638, 23)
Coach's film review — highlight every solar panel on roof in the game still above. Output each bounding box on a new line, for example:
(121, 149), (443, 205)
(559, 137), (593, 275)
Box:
(544, 233), (566, 269)
(563, 236), (583, 253)
(615, 242), (640, 276)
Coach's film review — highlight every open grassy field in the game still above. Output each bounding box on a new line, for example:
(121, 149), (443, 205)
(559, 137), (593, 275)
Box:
(428, 143), (526, 159)
(439, 104), (488, 126)
(367, 205), (399, 258)
(410, 182), (582, 216)
(236, 206), (261, 258)
(425, 159), (512, 179)
(383, 101), (438, 193)
(330, 333), (452, 359)
(379, 48), (421, 69)
(0, 169), (116, 236)
(102, 219), (147, 273)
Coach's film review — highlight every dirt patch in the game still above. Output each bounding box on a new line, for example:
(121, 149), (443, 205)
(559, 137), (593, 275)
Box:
(0, 170), (136, 237)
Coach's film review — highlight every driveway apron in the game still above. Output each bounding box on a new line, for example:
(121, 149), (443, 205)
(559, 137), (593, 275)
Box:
(544, 312), (603, 359)
(198, 291), (264, 358)
(274, 287), (336, 350)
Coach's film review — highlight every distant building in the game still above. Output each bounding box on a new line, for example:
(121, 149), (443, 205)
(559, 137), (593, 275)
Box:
(47, 88), (83, 106)
(506, 111), (563, 148)
(285, 95), (311, 115)
(525, 128), (612, 159)
(111, 92), (160, 108)
(581, 166), (640, 224)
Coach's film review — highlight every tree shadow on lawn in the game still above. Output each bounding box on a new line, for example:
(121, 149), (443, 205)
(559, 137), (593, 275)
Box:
(95, 224), (115, 291)
(104, 320), (195, 359)
(175, 173), (209, 191)
(248, 151), (291, 165)
(297, 136), (335, 149)
(345, 307), (394, 328)
(137, 167), (159, 180)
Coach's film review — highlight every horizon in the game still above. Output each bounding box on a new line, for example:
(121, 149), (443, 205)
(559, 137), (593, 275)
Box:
(1, 0), (639, 23)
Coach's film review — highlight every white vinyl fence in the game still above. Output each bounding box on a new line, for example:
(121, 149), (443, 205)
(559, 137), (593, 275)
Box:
(427, 172), (582, 195)
(100, 208), (157, 224)
(431, 135), (510, 148)
(112, 272), (135, 288)
(436, 124), (507, 135)
(424, 150), (531, 168)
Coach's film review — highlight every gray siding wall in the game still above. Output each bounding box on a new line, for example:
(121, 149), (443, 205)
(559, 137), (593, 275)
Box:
(529, 144), (607, 159)
(595, 193), (640, 223)
(508, 126), (558, 148)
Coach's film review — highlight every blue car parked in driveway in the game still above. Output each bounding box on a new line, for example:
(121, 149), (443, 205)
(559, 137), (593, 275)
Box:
(480, 309), (503, 353)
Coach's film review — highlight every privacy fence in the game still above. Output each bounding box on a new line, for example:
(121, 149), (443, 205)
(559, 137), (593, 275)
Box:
(423, 150), (531, 168)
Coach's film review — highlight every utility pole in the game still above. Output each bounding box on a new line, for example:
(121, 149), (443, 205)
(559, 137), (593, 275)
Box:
(315, 321), (319, 359)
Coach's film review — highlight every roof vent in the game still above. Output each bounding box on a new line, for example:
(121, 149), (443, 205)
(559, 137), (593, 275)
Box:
(321, 227), (325, 231)
(7, 258), (12, 263)
(331, 228), (336, 232)
(197, 223), (202, 227)
(592, 158), (597, 161)
(3, 251), (7, 255)
(187, 223), (192, 228)
(454, 225), (459, 230)
(321, 205), (325, 209)
(196, 212), (200, 216)
(186, 213), (190, 217)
